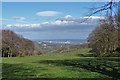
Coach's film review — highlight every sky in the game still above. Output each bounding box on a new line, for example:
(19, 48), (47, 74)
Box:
(2, 0), (120, 2)
(1, 2), (117, 40)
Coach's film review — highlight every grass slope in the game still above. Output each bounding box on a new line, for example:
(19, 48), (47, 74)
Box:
(2, 48), (120, 80)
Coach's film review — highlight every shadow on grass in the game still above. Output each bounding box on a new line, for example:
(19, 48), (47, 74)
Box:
(39, 58), (120, 79)
(2, 63), (91, 80)
(2, 63), (49, 80)
(2, 58), (120, 79)
(2, 63), (106, 80)
(76, 53), (94, 57)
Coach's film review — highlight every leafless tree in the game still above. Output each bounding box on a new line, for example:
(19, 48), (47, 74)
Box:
(88, 0), (120, 56)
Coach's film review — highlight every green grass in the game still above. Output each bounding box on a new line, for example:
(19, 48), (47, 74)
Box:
(2, 48), (120, 80)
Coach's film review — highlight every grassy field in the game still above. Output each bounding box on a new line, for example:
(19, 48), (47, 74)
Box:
(2, 48), (120, 80)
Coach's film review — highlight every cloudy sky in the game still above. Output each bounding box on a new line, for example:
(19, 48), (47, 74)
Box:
(1, 2), (108, 40)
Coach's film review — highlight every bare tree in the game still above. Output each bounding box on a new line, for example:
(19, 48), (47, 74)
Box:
(88, 0), (120, 56)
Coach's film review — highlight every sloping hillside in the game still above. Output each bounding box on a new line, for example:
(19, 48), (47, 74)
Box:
(1, 30), (41, 57)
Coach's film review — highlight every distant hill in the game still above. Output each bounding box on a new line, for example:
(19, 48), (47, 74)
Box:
(1, 30), (42, 57)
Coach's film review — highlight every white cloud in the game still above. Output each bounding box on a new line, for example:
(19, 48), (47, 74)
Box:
(50, 15), (75, 25)
(51, 20), (62, 25)
(41, 21), (49, 25)
(3, 15), (105, 29)
(5, 24), (41, 28)
(36, 11), (61, 16)
(1, 18), (15, 22)
(50, 15), (105, 25)
(1, 18), (30, 24)
(12, 16), (26, 20)
(51, 20), (74, 25)
(83, 16), (105, 19)
(64, 15), (73, 19)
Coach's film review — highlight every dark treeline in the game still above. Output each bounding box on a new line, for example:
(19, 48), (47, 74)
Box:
(1, 30), (42, 57)
(88, 9), (120, 57)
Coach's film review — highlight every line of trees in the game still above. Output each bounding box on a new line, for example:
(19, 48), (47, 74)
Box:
(1, 30), (42, 57)
(88, 1), (120, 57)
